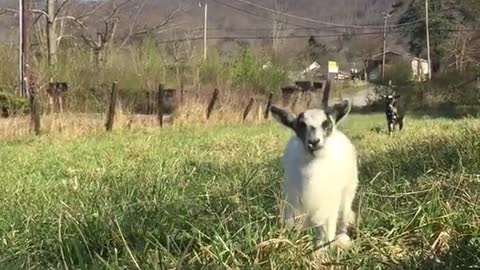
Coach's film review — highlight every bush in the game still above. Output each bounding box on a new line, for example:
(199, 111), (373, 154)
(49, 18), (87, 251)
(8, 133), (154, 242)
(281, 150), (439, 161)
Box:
(232, 48), (259, 90)
(365, 60), (426, 111)
(200, 49), (232, 87)
(0, 92), (29, 117)
(255, 65), (287, 94)
(232, 48), (287, 94)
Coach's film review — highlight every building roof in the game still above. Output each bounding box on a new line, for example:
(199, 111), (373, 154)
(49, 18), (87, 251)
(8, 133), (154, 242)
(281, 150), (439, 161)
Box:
(370, 50), (405, 61)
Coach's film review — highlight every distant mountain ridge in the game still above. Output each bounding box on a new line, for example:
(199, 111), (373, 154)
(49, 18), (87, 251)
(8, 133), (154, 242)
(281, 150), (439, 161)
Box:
(0, 0), (403, 53)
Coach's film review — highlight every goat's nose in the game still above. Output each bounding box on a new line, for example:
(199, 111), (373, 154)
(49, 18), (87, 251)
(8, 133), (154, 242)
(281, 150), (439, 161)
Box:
(308, 139), (320, 146)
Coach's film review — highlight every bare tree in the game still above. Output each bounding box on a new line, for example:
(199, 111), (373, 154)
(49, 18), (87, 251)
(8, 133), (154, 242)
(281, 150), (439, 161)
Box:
(23, 0), (103, 67)
(73, 0), (181, 67)
(443, 27), (480, 74)
(77, 0), (133, 66)
(350, 35), (382, 80)
(119, 1), (182, 48)
(169, 28), (200, 89)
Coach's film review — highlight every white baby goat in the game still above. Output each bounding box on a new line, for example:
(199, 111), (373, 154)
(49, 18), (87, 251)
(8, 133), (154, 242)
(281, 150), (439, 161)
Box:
(270, 100), (358, 251)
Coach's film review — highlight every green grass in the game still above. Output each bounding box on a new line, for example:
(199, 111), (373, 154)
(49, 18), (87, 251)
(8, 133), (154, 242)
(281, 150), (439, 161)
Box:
(0, 113), (479, 269)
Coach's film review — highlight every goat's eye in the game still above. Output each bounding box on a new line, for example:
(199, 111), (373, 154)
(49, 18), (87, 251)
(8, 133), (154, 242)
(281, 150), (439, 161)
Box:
(321, 120), (332, 129)
(298, 121), (306, 129)
(322, 120), (333, 135)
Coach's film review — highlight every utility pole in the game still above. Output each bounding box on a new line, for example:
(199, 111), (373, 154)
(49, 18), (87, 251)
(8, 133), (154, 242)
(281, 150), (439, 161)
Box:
(18, 0), (23, 97)
(47, 0), (57, 67)
(425, 0), (432, 80)
(381, 11), (392, 81)
(21, 0), (41, 135)
(21, 0), (32, 99)
(203, 1), (208, 60)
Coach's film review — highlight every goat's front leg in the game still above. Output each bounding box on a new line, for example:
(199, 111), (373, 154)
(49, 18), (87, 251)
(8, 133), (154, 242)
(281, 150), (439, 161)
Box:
(311, 210), (338, 252)
(398, 117), (404, 131)
(336, 186), (356, 250)
(48, 96), (54, 114)
(283, 190), (299, 229)
(388, 122), (393, 136)
(59, 97), (64, 114)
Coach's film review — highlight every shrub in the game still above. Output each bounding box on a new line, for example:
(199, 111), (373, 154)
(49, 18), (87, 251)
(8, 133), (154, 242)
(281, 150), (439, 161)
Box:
(200, 49), (232, 87)
(232, 48), (287, 94)
(232, 48), (259, 90)
(0, 92), (29, 117)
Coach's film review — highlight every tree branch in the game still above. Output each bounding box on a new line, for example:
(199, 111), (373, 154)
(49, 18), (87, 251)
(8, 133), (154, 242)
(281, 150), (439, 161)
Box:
(54, 0), (73, 18)
(1, 8), (47, 17)
(80, 34), (98, 49)
(104, 0), (134, 22)
(133, 7), (183, 36)
(119, 0), (147, 48)
(0, 8), (18, 16)
(32, 9), (49, 17)
(55, 15), (87, 29)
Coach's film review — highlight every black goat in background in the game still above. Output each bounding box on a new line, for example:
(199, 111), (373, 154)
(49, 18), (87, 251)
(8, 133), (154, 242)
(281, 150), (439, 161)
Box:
(381, 93), (404, 136)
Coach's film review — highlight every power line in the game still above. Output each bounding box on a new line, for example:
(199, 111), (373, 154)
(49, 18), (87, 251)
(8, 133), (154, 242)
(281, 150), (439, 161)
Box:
(198, 24), (423, 32)
(223, 0), (425, 29)
(211, 0), (423, 35)
(211, 0), (314, 30)
(157, 28), (480, 44)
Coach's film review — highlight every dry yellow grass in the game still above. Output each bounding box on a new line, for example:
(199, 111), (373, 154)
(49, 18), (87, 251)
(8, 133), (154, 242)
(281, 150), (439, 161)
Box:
(0, 90), (317, 139)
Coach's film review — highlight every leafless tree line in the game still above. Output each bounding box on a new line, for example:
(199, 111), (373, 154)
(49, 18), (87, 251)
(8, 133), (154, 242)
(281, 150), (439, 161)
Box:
(0, 0), (183, 68)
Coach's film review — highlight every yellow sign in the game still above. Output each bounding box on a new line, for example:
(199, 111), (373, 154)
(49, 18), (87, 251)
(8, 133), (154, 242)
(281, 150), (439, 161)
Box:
(328, 61), (338, 73)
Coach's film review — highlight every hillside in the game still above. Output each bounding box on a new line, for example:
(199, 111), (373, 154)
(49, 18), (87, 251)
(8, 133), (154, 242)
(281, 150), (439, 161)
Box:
(0, 0), (404, 54)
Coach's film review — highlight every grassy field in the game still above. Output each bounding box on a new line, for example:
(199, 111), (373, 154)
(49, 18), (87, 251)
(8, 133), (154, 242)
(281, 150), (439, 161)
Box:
(0, 113), (479, 269)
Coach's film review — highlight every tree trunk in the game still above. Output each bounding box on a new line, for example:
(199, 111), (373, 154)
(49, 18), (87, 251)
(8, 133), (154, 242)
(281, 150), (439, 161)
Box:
(175, 65), (180, 90)
(459, 37), (466, 74)
(95, 33), (104, 67)
(46, 0), (57, 67)
(363, 60), (368, 81)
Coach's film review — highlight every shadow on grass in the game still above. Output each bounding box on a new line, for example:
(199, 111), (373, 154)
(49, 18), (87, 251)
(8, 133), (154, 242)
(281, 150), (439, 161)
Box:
(402, 235), (480, 270)
(19, 157), (286, 268)
(3, 126), (479, 269)
(351, 103), (479, 120)
(358, 128), (479, 184)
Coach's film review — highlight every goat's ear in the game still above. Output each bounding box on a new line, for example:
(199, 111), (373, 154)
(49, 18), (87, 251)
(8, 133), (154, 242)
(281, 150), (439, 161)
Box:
(270, 105), (296, 129)
(329, 100), (351, 125)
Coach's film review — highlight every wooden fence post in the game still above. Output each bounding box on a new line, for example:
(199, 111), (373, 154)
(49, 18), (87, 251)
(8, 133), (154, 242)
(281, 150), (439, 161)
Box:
(306, 93), (313, 109)
(105, 81), (118, 132)
(180, 76), (185, 104)
(321, 79), (331, 109)
(264, 92), (273, 119)
(290, 94), (299, 111)
(157, 84), (164, 127)
(242, 97), (255, 121)
(145, 91), (151, 114)
(30, 88), (41, 135)
(206, 88), (219, 120)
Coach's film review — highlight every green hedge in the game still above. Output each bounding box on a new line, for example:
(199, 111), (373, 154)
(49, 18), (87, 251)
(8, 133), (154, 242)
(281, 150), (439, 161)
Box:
(0, 92), (29, 117)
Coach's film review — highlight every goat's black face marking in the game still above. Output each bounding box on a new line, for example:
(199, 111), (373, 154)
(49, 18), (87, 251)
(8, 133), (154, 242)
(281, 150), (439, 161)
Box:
(321, 118), (333, 137)
(293, 111), (335, 154)
(294, 113), (308, 143)
(270, 101), (351, 155)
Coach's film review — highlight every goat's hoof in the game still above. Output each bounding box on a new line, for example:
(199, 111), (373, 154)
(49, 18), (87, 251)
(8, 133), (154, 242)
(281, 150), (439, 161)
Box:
(335, 233), (353, 250)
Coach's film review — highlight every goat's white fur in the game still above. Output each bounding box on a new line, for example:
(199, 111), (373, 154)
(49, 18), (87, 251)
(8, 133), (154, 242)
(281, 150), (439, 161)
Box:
(278, 108), (358, 250)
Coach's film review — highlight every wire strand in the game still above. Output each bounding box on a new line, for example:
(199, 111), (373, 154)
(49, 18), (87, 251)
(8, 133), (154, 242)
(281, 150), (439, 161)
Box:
(157, 28), (480, 44)
(222, 0), (425, 29)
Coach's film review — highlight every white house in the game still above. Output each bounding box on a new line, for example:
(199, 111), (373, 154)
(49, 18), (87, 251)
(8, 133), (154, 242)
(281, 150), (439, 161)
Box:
(411, 57), (430, 82)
